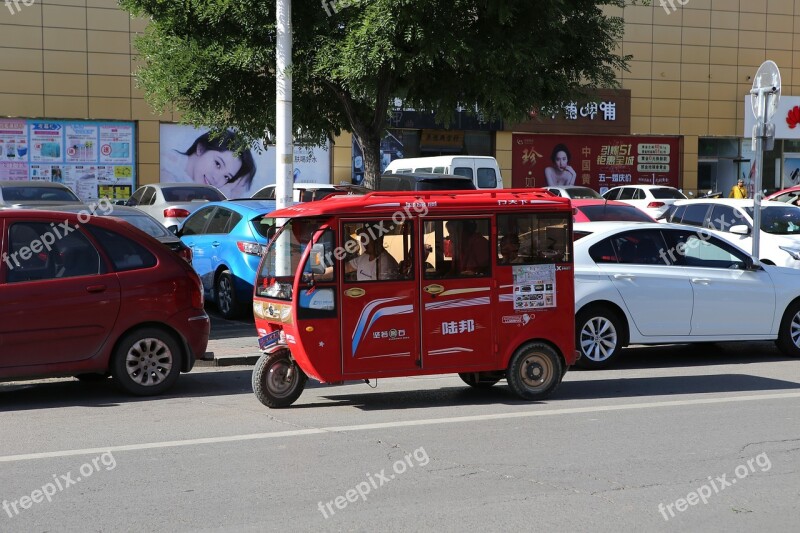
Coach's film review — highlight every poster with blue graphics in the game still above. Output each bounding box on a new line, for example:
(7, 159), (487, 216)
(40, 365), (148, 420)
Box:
(0, 118), (135, 202)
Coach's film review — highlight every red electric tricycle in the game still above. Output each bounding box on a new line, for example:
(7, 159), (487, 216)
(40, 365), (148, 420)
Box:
(251, 189), (576, 407)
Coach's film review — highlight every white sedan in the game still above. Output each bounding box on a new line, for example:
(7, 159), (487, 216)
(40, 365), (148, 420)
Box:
(601, 184), (686, 219)
(573, 221), (800, 369)
(126, 183), (226, 228)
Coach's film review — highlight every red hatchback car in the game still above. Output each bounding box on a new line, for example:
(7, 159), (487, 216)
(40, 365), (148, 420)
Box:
(0, 210), (209, 395)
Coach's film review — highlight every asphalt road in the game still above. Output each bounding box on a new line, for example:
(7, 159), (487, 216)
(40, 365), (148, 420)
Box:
(1, 318), (800, 531)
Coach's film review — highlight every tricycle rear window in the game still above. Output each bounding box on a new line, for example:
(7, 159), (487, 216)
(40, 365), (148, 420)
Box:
(497, 213), (571, 264)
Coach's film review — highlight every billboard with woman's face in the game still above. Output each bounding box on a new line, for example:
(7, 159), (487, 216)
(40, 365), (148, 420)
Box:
(512, 133), (681, 193)
(160, 124), (330, 197)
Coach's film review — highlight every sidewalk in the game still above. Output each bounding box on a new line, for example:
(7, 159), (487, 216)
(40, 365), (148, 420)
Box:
(197, 336), (262, 367)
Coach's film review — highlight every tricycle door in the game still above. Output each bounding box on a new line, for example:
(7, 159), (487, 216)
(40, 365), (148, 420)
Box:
(419, 218), (494, 370)
(340, 218), (420, 375)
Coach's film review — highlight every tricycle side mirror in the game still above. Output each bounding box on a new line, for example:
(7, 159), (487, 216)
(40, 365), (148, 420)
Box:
(309, 243), (327, 275)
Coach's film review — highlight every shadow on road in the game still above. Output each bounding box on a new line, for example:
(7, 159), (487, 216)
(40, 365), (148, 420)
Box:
(299, 371), (800, 411)
(597, 341), (789, 370)
(558, 373), (800, 400)
(3, 343), (799, 412)
(0, 370), (256, 412)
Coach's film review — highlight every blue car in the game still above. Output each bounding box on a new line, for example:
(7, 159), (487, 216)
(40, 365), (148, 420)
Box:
(177, 199), (276, 318)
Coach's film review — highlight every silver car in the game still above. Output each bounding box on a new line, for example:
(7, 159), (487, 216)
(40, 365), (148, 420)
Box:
(0, 180), (82, 207)
(126, 183), (226, 228)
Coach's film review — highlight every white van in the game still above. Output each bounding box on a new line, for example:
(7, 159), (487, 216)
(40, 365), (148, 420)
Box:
(383, 156), (503, 189)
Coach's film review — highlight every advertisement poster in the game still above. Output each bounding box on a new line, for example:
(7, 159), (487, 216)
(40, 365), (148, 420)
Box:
(0, 119), (135, 202)
(0, 162), (28, 181)
(512, 134), (681, 193)
(66, 123), (98, 163)
(783, 155), (800, 189)
(159, 124), (331, 198)
(351, 130), (406, 185)
(0, 119), (28, 170)
(512, 264), (556, 310)
(99, 124), (134, 164)
(30, 122), (63, 163)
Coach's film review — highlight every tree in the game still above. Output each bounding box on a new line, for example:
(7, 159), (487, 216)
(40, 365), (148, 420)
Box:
(120, 0), (642, 188)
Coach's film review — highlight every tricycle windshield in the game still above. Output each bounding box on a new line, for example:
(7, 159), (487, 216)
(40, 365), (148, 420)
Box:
(255, 217), (327, 301)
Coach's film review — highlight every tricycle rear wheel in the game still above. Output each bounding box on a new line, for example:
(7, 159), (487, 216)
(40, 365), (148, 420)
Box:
(252, 352), (307, 408)
(506, 342), (563, 401)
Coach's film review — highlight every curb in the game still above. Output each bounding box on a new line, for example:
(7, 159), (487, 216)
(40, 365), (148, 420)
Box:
(195, 352), (262, 367)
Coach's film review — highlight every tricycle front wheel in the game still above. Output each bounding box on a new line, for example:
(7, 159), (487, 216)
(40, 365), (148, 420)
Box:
(252, 352), (307, 408)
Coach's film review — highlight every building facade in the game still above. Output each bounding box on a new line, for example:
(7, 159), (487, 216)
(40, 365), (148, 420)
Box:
(1, 1), (798, 197)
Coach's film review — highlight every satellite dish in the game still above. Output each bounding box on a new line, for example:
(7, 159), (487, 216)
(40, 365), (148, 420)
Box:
(751, 60), (781, 122)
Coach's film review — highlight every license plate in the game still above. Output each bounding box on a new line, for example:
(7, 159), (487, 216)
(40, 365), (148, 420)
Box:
(258, 331), (281, 350)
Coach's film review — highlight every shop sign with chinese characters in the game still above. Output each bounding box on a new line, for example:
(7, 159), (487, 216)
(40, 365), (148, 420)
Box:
(506, 89), (631, 135)
(512, 133), (681, 192)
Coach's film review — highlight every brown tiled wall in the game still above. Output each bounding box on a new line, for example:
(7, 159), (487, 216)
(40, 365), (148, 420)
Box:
(620, 0), (798, 190)
(0, 0), (174, 184)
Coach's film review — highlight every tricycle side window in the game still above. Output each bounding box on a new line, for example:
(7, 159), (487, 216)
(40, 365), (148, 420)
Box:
(255, 218), (326, 301)
(342, 220), (413, 282)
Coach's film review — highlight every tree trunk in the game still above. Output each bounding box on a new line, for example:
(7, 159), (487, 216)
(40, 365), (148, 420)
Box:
(355, 130), (383, 190)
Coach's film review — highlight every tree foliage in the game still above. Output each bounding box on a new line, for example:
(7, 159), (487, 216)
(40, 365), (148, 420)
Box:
(121, 0), (644, 187)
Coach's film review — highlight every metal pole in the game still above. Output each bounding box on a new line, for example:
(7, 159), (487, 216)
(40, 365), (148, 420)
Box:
(752, 119), (763, 262)
(276, 0), (293, 211)
(751, 87), (776, 264)
(275, 0), (293, 278)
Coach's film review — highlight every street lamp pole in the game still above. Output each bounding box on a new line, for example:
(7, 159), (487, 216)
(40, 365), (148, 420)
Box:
(276, 0), (293, 211)
(748, 61), (781, 263)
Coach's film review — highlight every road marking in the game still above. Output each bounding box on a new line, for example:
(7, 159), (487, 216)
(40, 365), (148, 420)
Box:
(2, 391), (800, 463)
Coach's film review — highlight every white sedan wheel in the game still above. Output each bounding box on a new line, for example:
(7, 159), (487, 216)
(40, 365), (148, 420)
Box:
(576, 308), (624, 369)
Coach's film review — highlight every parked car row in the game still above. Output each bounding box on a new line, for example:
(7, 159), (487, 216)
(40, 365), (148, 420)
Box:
(7, 178), (800, 399)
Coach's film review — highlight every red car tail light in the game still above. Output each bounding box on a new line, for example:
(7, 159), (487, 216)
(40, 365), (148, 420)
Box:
(237, 241), (265, 256)
(647, 201), (665, 208)
(164, 208), (191, 219)
(190, 272), (204, 309)
(178, 246), (193, 264)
